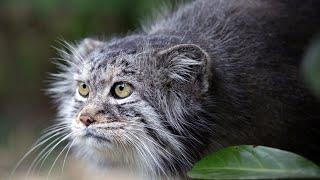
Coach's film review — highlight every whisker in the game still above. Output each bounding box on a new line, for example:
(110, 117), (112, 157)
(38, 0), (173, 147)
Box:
(10, 129), (67, 178)
(26, 131), (69, 177)
(38, 133), (71, 174)
(128, 132), (169, 178)
(134, 131), (175, 159)
(35, 126), (68, 144)
(133, 126), (192, 166)
(123, 134), (151, 173)
(42, 123), (68, 133)
(47, 134), (73, 179)
(61, 139), (75, 174)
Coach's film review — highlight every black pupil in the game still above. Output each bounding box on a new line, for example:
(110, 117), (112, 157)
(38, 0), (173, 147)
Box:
(82, 84), (86, 89)
(119, 84), (124, 91)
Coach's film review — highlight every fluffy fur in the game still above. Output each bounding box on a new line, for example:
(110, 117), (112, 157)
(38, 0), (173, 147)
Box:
(20, 0), (320, 179)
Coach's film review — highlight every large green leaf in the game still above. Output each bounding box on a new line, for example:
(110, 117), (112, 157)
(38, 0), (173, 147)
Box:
(188, 145), (320, 179)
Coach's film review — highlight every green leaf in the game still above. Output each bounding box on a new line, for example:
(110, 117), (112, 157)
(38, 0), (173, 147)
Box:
(188, 145), (320, 179)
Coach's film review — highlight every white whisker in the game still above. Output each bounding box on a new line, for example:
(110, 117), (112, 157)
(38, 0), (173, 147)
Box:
(37, 133), (71, 174)
(61, 139), (75, 174)
(10, 129), (67, 178)
(47, 134), (73, 179)
(35, 126), (68, 144)
(26, 131), (69, 177)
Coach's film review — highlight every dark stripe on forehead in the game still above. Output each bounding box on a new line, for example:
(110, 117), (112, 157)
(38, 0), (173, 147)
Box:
(90, 53), (110, 69)
(110, 58), (117, 65)
(93, 60), (106, 71)
(121, 69), (137, 76)
(104, 51), (121, 58)
(120, 59), (129, 67)
(91, 72), (99, 85)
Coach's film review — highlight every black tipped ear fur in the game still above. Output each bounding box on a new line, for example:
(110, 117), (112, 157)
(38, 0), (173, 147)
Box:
(157, 44), (211, 93)
(77, 38), (104, 57)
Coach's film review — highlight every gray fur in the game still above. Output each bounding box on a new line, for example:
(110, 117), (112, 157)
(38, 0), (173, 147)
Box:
(46, 0), (320, 178)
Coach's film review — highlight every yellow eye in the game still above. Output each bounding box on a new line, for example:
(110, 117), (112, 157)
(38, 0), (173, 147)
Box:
(78, 82), (90, 97)
(112, 82), (133, 99)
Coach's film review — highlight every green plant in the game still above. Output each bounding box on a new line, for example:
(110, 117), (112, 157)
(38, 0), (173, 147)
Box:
(187, 145), (320, 179)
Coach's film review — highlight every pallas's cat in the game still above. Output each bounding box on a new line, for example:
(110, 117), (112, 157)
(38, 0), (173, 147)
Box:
(16, 0), (320, 179)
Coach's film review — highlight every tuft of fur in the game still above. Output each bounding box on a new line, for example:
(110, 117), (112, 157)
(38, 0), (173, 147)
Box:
(36, 0), (320, 179)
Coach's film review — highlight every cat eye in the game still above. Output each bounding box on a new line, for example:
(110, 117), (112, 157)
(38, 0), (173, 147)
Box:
(78, 82), (90, 97)
(111, 82), (133, 99)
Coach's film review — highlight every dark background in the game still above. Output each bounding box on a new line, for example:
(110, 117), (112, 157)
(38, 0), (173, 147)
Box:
(0, 0), (176, 179)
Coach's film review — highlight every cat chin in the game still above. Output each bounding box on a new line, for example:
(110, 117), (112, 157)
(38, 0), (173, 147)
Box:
(72, 148), (182, 180)
(73, 135), (136, 160)
(72, 135), (115, 151)
(72, 131), (181, 178)
(73, 138), (141, 171)
(74, 147), (165, 179)
(70, 124), (167, 176)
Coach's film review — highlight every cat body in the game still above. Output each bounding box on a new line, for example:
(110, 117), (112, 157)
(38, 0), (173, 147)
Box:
(49, 0), (320, 178)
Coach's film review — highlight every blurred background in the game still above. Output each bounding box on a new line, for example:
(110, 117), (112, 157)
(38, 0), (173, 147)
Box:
(0, 0), (175, 179)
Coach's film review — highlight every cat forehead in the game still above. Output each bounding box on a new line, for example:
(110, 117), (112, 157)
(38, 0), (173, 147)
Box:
(74, 50), (139, 84)
(73, 34), (182, 81)
(95, 34), (182, 57)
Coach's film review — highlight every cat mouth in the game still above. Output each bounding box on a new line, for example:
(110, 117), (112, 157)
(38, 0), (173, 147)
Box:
(90, 122), (126, 129)
(81, 124), (125, 142)
(84, 130), (111, 142)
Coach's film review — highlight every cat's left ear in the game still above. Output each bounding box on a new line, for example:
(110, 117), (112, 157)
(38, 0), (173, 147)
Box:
(157, 44), (211, 93)
(77, 38), (104, 57)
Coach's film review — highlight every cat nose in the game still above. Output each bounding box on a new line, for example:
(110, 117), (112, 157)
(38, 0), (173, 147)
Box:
(79, 114), (96, 126)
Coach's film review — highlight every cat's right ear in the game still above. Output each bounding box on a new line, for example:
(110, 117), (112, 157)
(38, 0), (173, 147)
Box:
(156, 44), (211, 93)
(76, 38), (104, 57)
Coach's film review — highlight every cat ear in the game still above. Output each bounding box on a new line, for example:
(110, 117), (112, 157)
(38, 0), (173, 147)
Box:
(76, 38), (104, 57)
(157, 44), (211, 93)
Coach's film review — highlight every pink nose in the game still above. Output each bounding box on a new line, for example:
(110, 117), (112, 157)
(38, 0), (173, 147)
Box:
(79, 115), (95, 126)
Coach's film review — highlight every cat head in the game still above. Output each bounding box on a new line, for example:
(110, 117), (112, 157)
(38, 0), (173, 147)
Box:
(48, 36), (213, 177)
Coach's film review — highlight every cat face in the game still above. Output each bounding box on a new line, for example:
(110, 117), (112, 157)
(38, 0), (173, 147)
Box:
(49, 37), (211, 176)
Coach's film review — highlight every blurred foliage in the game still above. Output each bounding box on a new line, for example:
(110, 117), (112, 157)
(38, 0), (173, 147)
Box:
(302, 37), (320, 98)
